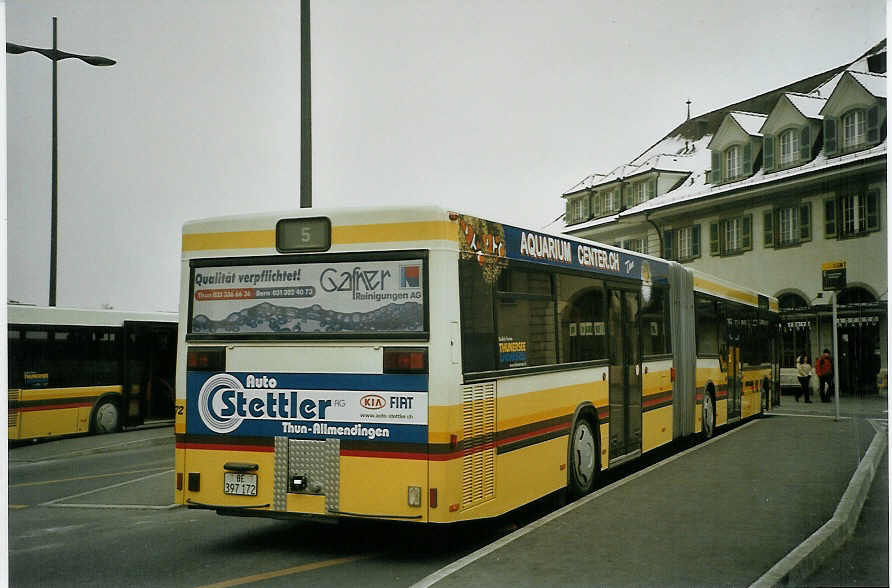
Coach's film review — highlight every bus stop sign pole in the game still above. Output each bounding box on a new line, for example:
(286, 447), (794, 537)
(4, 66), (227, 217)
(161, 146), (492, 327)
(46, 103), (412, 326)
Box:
(832, 291), (840, 421)
(822, 261), (845, 422)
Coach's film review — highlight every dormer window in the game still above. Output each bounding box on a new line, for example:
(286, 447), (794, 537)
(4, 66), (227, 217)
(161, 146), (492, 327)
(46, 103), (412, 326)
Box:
(564, 195), (590, 225)
(779, 129), (799, 165)
(626, 179), (655, 208)
(724, 146), (741, 180)
(842, 109), (867, 148)
(590, 188), (620, 218)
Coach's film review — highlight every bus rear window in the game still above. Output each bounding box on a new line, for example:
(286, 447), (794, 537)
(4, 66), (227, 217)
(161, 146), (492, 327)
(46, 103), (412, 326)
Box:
(188, 255), (427, 338)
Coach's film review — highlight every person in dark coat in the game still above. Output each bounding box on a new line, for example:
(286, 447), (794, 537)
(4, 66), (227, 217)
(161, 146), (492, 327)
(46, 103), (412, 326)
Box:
(815, 348), (834, 402)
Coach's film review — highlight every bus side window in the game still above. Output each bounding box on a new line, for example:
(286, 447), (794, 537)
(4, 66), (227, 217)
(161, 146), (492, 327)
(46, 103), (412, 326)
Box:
(458, 260), (497, 373)
(21, 330), (51, 388)
(641, 287), (670, 357)
(557, 274), (606, 363)
(8, 329), (22, 388)
(695, 296), (719, 356)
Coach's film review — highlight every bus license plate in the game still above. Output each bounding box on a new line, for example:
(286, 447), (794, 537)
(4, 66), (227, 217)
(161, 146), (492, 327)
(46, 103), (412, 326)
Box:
(223, 472), (257, 496)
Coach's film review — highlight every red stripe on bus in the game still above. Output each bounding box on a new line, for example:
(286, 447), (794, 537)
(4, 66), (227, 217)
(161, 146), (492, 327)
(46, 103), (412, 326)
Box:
(642, 393), (673, 408)
(498, 422), (570, 446)
(343, 422), (570, 461)
(340, 449), (430, 460)
(177, 442), (274, 453)
(19, 402), (93, 412)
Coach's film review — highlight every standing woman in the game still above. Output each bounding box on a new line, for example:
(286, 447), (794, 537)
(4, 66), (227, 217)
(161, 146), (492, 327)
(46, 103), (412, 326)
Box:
(796, 353), (813, 403)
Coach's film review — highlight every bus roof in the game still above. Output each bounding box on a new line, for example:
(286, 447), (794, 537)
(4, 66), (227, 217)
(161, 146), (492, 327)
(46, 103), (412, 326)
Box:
(7, 305), (177, 328)
(181, 205), (778, 312)
(690, 269), (779, 312)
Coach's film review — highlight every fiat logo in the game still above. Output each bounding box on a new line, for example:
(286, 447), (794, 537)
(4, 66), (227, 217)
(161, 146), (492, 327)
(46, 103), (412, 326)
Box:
(360, 394), (386, 410)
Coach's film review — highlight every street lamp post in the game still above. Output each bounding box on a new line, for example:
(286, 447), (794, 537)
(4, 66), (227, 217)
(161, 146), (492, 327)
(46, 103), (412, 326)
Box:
(7, 17), (115, 306)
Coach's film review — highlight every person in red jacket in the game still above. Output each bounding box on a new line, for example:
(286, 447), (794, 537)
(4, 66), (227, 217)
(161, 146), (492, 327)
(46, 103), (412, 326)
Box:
(815, 348), (834, 403)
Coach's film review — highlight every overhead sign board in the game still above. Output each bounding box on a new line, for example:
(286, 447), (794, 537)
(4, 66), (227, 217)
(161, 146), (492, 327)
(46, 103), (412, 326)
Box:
(821, 261), (846, 291)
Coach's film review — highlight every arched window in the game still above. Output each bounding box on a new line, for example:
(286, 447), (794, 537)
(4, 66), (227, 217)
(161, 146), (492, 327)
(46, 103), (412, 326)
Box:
(779, 129), (799, 165)
(842, 109), (866, 148)
(724, 145), (741, 179)
(778, 293), (808, 309)
(837, 287), (876, 305)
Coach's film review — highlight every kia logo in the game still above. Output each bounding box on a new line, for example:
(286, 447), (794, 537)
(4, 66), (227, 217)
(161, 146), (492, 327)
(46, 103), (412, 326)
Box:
(360, 394), (386, 410)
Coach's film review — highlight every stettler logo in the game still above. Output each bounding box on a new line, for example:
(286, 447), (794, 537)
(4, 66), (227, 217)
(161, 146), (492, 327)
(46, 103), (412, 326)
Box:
(198, 373), (245, 434)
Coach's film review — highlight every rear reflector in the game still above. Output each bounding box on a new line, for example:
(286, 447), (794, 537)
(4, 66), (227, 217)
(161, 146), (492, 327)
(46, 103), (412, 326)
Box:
(383, 347), (427, 374)
(187, 346), (226, 372)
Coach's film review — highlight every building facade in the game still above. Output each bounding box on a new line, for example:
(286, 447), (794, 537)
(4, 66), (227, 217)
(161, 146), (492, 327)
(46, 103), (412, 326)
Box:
(561, 41), (887, 395)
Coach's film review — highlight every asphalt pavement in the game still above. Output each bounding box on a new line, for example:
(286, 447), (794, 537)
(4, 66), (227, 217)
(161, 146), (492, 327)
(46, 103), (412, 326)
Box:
(8, 399), (887, 588)
(8, 420), (173, 463)
(416, 395), (888, 588)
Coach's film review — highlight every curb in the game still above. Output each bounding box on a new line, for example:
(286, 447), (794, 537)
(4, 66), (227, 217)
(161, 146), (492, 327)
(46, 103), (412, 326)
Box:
(749, 422), (888, 587)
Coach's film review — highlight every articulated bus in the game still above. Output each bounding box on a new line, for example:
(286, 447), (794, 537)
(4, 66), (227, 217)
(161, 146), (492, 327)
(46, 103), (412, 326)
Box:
(8, 305), (178, 441)
(176, 206), (779, 522)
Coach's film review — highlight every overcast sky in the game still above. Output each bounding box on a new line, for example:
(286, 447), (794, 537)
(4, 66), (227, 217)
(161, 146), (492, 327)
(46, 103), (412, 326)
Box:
(5, 0), (886, 312)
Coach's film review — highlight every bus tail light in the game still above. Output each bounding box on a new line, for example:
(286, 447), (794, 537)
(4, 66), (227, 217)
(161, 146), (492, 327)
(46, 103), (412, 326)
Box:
(408, 486), (422, 507)
(383, 348), (427, 374)
(670, 367), (676, 382)
(187, 347), (226, 372)
(429, 488), (438, 508)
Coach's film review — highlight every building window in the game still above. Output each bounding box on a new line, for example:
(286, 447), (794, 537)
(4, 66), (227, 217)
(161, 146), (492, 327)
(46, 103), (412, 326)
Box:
(824, 189), (881, 238)
(725, 145), (741, 180)
(622, 237), (646, 254)
(710, 215), (752, 256)
(565, 196), (589, 225)
(825, 105), (881, 157)
(765, 203), (811, 248)
(663, 225), (701, 261)
(842, 109), (866, 149)
(605, 190), (618, 213)
(625, 179), (655, 209)
(592, 189), (620, 218)
(779, 129), (799, 165)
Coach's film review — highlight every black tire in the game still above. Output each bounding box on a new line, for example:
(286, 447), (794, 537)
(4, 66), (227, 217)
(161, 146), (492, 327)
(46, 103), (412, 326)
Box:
(92, 398), (121, 434)
(568, 418), (598, 497)
(701, 390), (715, 440)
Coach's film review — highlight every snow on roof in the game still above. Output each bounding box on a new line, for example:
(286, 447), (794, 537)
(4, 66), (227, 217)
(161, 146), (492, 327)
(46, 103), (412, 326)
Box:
(602, 141), (885, 220)
(849, 71), (887, 98)
(813, 71), (844, 98)
(784, 93), (826, 119)
(563, 135), (709, 196)
(729, 111), (767, 136)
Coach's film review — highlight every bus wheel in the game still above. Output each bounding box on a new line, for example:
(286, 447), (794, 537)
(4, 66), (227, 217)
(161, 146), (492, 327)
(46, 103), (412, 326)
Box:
(569, 418), (597, 497)
(701, 392), (715, 440)
(92, 399), (121, 434)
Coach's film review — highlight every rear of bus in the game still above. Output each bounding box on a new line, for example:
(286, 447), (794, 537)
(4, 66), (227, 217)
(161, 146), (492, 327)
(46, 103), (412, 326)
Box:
(175, 207), (459, 522)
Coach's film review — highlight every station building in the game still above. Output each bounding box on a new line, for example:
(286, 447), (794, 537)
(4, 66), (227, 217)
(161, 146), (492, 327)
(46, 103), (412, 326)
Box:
(560, 40), (887, 395)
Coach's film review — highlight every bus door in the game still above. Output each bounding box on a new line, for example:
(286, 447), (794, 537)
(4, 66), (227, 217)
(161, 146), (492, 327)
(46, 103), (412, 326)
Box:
(726, 345), (741, 421)
(608, 288), (642, 462)
(123, 321), (177, 426)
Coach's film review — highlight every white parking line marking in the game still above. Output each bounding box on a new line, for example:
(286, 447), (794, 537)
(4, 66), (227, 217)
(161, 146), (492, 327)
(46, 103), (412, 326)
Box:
(40, 469), (173, 506)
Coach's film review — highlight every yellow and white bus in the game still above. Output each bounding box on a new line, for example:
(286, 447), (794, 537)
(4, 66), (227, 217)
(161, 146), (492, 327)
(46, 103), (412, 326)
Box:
(175, 206), (778, 522)
(8, 305), (178, 441)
